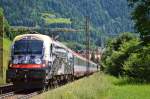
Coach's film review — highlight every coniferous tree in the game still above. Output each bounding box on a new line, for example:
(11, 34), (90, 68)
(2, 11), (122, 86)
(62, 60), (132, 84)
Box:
(128, 0), (150, 37)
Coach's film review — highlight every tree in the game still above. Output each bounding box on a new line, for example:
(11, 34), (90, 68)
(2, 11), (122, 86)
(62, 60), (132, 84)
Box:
(102, 33), (137, 76)
(0, 7), (10, 38)
(124, 44), (150, 82)
(128, 0), (150, 37)
(0, 8), (4, 37)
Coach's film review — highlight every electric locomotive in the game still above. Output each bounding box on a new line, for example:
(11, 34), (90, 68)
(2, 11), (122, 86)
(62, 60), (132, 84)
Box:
(6, 33), (53, 89)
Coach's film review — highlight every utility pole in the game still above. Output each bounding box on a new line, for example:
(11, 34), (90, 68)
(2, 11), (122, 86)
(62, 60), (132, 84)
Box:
(101, 36), (105, 48)
(0, 14), (4, 77)
(85, 16), (90, 76)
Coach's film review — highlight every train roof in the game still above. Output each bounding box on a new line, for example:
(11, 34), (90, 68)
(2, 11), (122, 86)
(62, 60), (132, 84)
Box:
(53, 40), (68, 49)
(13, 33), (52, 43)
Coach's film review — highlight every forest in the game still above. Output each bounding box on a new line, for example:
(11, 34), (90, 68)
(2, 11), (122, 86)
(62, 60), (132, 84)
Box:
(0, 0), (133, 50)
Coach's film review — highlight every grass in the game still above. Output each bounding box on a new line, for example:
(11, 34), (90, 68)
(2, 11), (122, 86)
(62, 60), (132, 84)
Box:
(33, 72), (150, 99)
(0, 38), (11, 85)
(108, 84), (150, 99)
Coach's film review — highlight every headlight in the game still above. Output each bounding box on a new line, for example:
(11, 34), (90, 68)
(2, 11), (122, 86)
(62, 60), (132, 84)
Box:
(34, 57), (42, 64)
(22, 60), (28, 64)
(13, 59), (19, 64)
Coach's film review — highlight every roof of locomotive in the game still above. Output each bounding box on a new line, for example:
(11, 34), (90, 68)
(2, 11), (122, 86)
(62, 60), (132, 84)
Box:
(53, 40), (67, 48)
(13, 33), (52, 43)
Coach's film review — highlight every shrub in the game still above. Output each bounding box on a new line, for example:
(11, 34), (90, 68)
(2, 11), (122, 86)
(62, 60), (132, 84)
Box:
(124, 45), (150, 82)
(102, 33), (139, 77)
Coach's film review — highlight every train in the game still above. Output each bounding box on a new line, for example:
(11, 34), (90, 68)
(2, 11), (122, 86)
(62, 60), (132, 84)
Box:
(6, 32), (99, 89)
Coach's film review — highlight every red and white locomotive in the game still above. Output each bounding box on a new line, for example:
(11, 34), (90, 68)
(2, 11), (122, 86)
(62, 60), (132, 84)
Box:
(6, 33), (98, 89)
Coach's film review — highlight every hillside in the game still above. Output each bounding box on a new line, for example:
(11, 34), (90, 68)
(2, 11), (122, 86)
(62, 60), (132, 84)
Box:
(0, 0), (133, 49)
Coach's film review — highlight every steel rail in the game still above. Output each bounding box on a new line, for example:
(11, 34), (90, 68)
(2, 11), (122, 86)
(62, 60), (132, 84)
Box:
(0, 83), (14, 95)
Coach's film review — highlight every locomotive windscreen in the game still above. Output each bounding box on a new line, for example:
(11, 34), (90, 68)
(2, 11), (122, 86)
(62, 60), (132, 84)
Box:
(13, 40), (43, 55)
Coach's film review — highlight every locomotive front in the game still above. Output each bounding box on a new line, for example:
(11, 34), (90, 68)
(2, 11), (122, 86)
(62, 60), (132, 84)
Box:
(6, 34), (51, 89)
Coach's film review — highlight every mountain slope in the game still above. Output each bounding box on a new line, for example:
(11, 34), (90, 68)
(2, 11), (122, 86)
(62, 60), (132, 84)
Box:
(0, 0), (133, 48)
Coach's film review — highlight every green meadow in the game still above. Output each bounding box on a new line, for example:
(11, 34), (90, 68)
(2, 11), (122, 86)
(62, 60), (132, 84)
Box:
(33, 72), (150, 99)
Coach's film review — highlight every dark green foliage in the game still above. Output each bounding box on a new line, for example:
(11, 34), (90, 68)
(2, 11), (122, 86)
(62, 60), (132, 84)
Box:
(122, 0), (150, 82)
(0, 7), (10, 37)
(102, 33), (138, 76)
(102, 32), (150, 82)
(0, 0), (133, 44)
(124, 45), (150, 82)
(0, 7), (3, 16)
(128, 0), (150, 37)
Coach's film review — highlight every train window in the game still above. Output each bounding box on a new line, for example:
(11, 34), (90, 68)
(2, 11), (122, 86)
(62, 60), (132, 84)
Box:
(79, 58), (81, 66)
(77, 58), (79, 65)
(81, 60), (84, 66)
(78, 58), (81, 66)
(51, 44), (53, 52)
(84, 61), (86, 66)
(50, 44), (53, 56)
(74, 57), (78, 65)
(13, 40), (43, 54)
(78, 58), (84, 66)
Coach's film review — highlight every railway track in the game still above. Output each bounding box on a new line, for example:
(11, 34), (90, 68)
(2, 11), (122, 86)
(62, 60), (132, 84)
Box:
(0, 77), (75, 99)
(17, 91), (41, 99)
(0, 83), (14, 98)
(0, 83), (14, 95)
(0, 83), (54, 99)
(0, 89), (41, 99)
(0, 92), (14, 99)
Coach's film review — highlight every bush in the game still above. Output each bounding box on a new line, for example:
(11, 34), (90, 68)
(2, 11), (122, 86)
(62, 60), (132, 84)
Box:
(124, 45), (150, 82)
(102, 32), (150, 82)
(102, 33), (139, 77)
